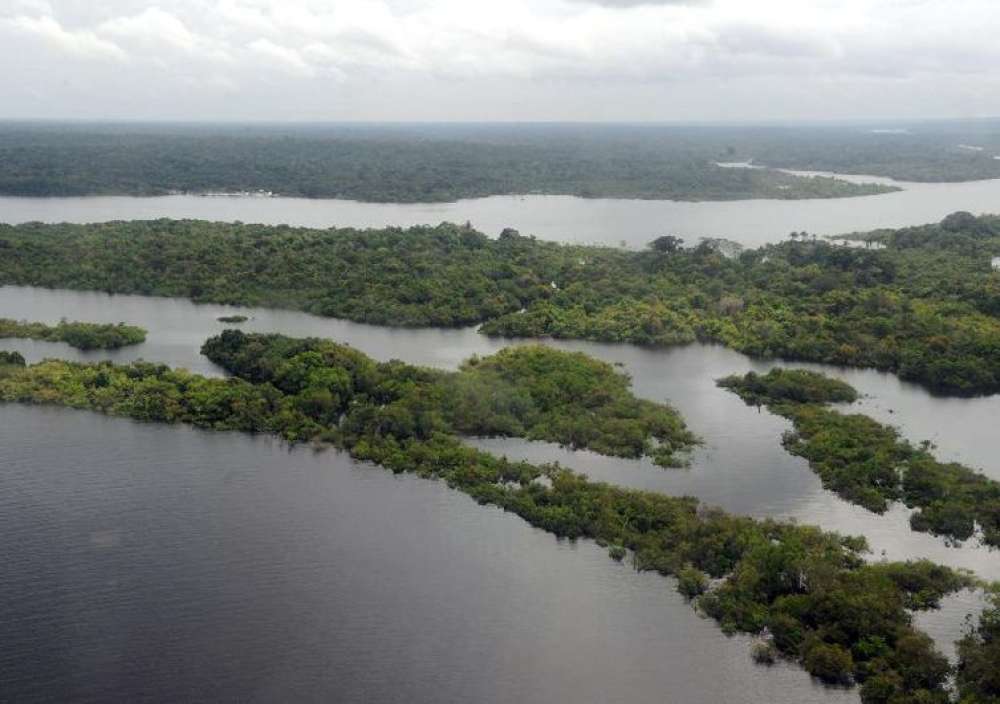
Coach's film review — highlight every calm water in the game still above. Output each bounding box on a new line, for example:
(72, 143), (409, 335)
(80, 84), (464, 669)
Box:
(3, 172), (1000, 247)
(0, 404), (861, 704)
(2, 285), (997, 701)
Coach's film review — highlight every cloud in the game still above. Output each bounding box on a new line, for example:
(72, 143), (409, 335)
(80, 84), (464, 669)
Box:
(247, 38), (316, 77)
(3, 0), (1000, 120)
(3, 13), (126, 61)
(99, 7), (230, 62)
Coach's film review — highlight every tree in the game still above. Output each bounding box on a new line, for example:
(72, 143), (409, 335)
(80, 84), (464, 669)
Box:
(650, 235), (684, 253)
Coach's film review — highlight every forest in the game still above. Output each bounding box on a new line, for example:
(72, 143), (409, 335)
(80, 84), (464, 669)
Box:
(719, 368), (1000, 547)
(0, 123), (896, 201)
(0, 318), (147, 350)
(0, 329), (994, 703)
(4, 212), (1000, 393)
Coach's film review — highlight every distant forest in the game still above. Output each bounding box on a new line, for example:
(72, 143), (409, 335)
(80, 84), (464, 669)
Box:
(0, 121), (927, 202)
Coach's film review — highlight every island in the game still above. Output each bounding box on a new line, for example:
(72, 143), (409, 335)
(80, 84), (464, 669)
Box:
(719, 368), (1000, 546)
(0, 319), (147, 350)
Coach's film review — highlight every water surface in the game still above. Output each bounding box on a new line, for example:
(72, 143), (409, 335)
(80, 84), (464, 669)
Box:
(2, 284), (997, 702)
(2, 404), (859, 704)
(3, 172), (1000, 248)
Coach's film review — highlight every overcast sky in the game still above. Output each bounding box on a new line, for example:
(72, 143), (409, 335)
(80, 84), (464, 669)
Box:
(3, 0), (999, 122)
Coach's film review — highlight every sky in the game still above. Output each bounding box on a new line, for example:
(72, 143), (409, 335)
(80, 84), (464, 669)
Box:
(2, 0), (999, 122)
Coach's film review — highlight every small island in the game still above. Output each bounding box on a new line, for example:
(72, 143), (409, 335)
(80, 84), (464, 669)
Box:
(217, 315), (249, 323)
(0, 319), (147, 350)
(719, 368), (1000, 546)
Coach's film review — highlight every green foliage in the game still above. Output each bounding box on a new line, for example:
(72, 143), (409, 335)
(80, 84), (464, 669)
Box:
(200, 331), (698, 466)
(676, 565), (709, 600)
(956, 589), (1000, 704)
(7, 212), (1000, 393)
(0, 350), (26, 367)
(216, 315), (248, 323)
(718, 368), (859, 406)
(0, 124), (896, 201)
(0, 331), (976, 700)
(751, 640), (778, 665)
(720, 369), (1000, 546)
(803, 642), (854, 685)
(0, 318), (146, 350)
(451, 346), (698, 466)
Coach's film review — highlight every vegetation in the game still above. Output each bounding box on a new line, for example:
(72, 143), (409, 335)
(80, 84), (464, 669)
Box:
(197, 332), (697, 466)
(0, 318), (146, 350)
(0, 123), (896, 202)
(0, 351), (26, 367)
(0, 331), (978, 702)
(4, 211), (1000, 393)
(957, 587), (1000, 703)
(452, 347), (696, 466)
(719, 369), (1000, 546)
(217, 315), (249, 323)
(718, 368), (858, 406)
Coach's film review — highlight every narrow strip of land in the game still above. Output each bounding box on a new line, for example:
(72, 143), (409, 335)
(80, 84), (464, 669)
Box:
(719, 368), (1000, 547)
(0, 318), (146, 350)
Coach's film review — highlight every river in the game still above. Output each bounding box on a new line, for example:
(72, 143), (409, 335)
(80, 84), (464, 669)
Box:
(2, 171), (1000, 248)
(1, 284), (996, 702)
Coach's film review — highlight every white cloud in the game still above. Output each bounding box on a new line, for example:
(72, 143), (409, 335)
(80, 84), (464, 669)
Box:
(3, 13), (126, 61)
(98, 7), (231, 62)
(3, 0), (1000, 120)
(247, 38), (316, 77)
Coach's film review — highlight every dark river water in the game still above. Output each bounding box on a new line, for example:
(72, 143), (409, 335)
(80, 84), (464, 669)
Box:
(1, 284), (996, 702)
(3, 171), (1000, 248)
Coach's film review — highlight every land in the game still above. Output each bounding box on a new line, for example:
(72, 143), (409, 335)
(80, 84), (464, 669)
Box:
(0, 122), (899, 201)
(719, 369), (1000, 547)
(0, 318), (146, 350)
(0, 330), (986, 703)
(3, 212), (1000, 393)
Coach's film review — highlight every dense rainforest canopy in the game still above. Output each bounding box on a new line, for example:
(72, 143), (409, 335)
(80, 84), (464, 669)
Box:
(0, 330), (988, 703)
(4, 212), (1000, 393)
(0, 319), (146, 350)
(719, 368), (1000, 547)
(0, 123), (898, 201)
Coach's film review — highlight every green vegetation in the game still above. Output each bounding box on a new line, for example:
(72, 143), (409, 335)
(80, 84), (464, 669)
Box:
(718, 368), (858, 406)
(957, 588), (1000, 703)
(0, 351), (26, 367)
(198, 333), (697, 466)
(217, 315), (249, 323)
(0, 123), (895, 201)
(719, 369), (1000, 546)
(0, 330), (978, 702)
(452, 347), (696, 466)
(4, 211), (1000, 393)
(0, 318), (146, 350)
